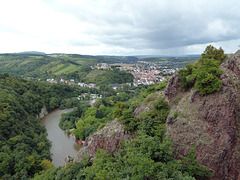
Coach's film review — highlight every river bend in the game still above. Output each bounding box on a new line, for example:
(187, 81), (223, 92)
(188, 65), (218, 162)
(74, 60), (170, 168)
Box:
(41, 109), (82, 167)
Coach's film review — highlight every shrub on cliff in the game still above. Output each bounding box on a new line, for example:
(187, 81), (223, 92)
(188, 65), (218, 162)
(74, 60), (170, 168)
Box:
(179, 45), (225, 95)
(194, 59), (223, 95)
(178, 64), (196, 91)
(200, 45), (226, 64)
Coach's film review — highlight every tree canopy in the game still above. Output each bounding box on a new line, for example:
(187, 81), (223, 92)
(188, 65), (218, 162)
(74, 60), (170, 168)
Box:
(179, 45), (225, 95)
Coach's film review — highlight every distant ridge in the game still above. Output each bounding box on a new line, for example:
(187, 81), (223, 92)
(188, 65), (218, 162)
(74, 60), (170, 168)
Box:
(18, 51), (46, 55)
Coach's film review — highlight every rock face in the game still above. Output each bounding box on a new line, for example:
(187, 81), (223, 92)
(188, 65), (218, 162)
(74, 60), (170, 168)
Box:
(165, 51), (240, 180)
(76, 119), (130, 162)
(38, 106), (48, 118)
(165, 74), (182, 102)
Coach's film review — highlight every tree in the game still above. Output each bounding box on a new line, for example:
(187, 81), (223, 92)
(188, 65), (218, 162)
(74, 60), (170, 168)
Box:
(194, 59), (223, 95)
(200, 45), (225, 64)
(113, 102), (127, 118)
(179, 45), (225, 95)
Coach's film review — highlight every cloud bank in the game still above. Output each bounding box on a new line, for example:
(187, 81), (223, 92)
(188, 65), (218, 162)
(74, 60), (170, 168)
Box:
(0, 0), (240, 55)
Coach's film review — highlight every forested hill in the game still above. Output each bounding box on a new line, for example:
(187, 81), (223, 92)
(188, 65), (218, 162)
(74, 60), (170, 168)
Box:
(0, 73), (89, 179)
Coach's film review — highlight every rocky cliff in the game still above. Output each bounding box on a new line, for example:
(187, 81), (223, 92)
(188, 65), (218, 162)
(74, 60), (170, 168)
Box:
(76, 119), (130, 162)
(38, 106), (48, 118)
(165, 50), (240, 180)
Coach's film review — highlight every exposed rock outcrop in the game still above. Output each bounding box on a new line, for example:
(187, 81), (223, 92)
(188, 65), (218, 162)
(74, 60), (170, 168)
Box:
(165, 51), (240, 180)
(63, 155), (75, 167)
(38, 106), (48, 118)
(76, 119), (130, 162)
(133, 91), (163, 116)
(165, 74), (182, 102)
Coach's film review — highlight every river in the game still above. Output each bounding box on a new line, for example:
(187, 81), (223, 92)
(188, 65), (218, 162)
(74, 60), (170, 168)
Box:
(41, 109), (82, 167)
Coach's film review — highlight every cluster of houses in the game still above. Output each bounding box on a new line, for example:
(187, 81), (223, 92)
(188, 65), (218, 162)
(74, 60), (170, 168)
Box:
(96, 63), (110, 69)
(119, 65), (166, 86)
(77, 93), (102, 100)
(46, 78), (58, 84)
(77, 82), (96, 88)
(46, 78), (97, 88)
(117, 60), (178, 86)
(131, 69), (166, 86)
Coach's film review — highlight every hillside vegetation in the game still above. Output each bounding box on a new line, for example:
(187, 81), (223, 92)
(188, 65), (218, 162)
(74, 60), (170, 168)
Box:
(0, 73), (93, 179)
(0, 54), (102, 78)
(33, 82), (212, 180)
(0, 53), (139, 79)
(178, 45), (225, 94)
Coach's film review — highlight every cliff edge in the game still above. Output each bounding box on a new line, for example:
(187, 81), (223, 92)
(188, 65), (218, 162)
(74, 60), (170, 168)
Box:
(76, 119), (130, 162)
(165, 50), (240, 180)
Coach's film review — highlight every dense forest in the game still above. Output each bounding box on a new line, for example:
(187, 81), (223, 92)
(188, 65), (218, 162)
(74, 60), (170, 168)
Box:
(0, 74), (91, 179)
(65, 67), (134, 85)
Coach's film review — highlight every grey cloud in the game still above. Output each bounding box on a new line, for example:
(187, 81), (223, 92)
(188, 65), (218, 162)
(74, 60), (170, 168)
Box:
(43, 0), (240, 54)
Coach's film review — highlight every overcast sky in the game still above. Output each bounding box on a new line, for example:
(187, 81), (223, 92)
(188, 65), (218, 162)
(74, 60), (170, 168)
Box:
(0, 0), (240, 55)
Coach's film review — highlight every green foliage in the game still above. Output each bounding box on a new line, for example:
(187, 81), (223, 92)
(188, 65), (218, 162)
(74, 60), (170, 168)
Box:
(141, 80), (167, 98)
(97, 123), (106, 130)
(0, 53), (100, 79)
(33, 155), (91, 180)
(141, 84), (157, 98)
(182, 147), (214, 178)
(120, 109), (138, 132)
(137, 98), (169, 139)
(99, 85), (117, 97)
(200, 45), (226, 63)
(173, 111), (179, 119)
(156, 79), (168, 91)
(179, 45), (225, 95)
(60, 93), (132, 140)
(119, 96), (169, 140)
(59, 97), (79, 109)
(72, 105), (113, 140)
(95, 68), (134, 86)
(0, 74), (89, 178)
(178, 64), (196, 91)
(40, 159), (55, 170)
(34, 82), (213, 180)
(113, 102), (127, 118)
(194, 59), (223, 95)
(59, 102), (90, 130)
(83, 133), (200, 180)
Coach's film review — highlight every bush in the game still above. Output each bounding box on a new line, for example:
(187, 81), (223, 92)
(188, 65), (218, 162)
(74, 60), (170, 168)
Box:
(179, 45), (225, 95)
(97, 123), (105, 130)
(120, 109), (138, 132)
(194, 59), (223, 95)
(113, 102), (127, 118)
(173, 111), (178, 119)
(181, 147), (214, 178)
(179, 64), (196, 91)
(200, 45), (226, 63)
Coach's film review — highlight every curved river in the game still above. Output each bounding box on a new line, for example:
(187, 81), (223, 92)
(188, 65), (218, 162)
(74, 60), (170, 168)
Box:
(41, 109), (82, 167)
